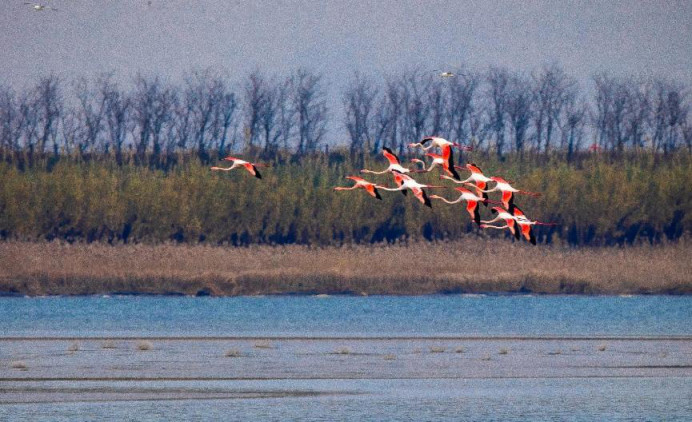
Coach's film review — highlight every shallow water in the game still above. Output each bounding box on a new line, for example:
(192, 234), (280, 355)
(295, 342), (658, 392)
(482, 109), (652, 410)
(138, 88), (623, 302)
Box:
(0, 296), (690, 420)
(1, 295), (690, 337)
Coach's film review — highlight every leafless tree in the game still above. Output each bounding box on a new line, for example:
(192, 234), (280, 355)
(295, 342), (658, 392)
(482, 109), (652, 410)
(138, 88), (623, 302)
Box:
(74, 75), (109, 155)
(505, 72), (533, 155)
(399, 70), (433, 152)
(446, 71), (479, 145)
(292, 68), (328, 154)
(487, 67), (510, 158)
(242, 70), (267, 149)
(101, 78), (131, 164)
(31, 75), (61, 156)
(562, 93), (588, 160)
(343, 72), (378, 156)
(532, 64), (574, 153)
(131, 75), (173, 164)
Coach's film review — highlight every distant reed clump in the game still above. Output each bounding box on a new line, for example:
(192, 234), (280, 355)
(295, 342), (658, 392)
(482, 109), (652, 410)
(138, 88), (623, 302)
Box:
(11, 361), (28, 370)
(0, 240), (690, 296)
(136, 340), (153, 351)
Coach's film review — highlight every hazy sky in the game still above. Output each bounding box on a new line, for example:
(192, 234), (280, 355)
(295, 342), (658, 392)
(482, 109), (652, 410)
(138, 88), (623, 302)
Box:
(1, 0), (691, 91)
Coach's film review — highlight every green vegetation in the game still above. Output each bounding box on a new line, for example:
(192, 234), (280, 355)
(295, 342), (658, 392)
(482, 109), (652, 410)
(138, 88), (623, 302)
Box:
(0, 151), (689, 246)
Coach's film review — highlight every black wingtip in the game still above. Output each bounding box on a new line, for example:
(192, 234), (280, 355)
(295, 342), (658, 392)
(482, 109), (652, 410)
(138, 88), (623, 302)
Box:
(254, 169), (262, 179)
(473, 205), (481, 225)
(401, 190), (408, 197)
(375, 189), (382, 200)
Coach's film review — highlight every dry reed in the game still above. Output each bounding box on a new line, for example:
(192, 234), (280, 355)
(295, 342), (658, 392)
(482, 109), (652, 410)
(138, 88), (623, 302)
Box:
(136, 340), (153, 351)
(0, 240), (690, 296)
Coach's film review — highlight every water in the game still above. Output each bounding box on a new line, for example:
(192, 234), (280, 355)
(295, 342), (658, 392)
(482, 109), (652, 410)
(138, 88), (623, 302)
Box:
(1, 296), (690, 420)
(1, 295), (690, 337)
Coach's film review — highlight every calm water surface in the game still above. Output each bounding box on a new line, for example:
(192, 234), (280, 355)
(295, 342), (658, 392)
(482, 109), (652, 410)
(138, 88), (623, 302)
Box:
(1, 295), (690, 420)
(1, 295), (690, 337)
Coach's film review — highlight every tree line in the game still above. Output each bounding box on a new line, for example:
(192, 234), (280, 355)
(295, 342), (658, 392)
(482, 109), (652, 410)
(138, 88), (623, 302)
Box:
(1, 65), (690, 167)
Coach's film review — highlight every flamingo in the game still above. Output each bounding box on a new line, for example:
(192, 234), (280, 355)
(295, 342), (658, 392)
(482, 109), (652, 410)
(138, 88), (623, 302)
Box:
(334, 176), (383, 200)
(410, 145), (461, 180)
(378, 171), (446, 208)
(479, 206), (520, 239)
(511, 206), (558, 245)
(441, 163), (491, 206)
(361, 147), (417, 175)
(429, 187), (498, 225)
(408, 136), (472, 152)
(210, 157), (269, 179)
(474, 176), (541, 212)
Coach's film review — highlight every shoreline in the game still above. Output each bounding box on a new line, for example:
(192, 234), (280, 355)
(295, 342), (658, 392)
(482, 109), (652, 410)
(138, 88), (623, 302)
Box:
(2, 241), (691, 296)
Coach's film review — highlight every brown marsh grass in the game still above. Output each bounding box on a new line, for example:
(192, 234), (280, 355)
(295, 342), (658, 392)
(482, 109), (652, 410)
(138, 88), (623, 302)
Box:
(136, 340), (153, 351)
(0, 240), (690, 296)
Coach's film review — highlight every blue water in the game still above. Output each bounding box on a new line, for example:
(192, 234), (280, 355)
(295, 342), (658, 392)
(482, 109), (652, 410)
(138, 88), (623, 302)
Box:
(1, 295), (690, 337)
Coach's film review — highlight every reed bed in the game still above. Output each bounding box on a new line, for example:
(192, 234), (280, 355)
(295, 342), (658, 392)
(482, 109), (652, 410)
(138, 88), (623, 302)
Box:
(0, 240), (690, 296)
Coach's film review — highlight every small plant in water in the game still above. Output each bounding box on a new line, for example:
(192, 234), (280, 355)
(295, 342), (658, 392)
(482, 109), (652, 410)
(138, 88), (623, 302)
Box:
(254, 341), (274, 349)
(11, 361), (28, 371)
(548, 350), (562, 355)
(481, 354), (491, 361)
(67, 342), (80, 353)
(102, 340), (116, 349)
(498, 348), (509, 355)
(334, 347), (351, 355)
(137, 340), (153, 351)
(597, 344), (607, 352)
(383, 354), (396, 361)
(225, 349), (242, 358)
(429, 346), (445, 353)
(455, 347), (465, 353)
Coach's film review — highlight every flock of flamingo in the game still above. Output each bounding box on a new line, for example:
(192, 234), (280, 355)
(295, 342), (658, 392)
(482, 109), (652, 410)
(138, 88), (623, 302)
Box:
(211, 136), (556, 245)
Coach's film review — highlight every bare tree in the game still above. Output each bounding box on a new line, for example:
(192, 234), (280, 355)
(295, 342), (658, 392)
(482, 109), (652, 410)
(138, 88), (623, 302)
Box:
(532, 64), (574, 153)
(101, 79), (131, 164)
(242, 70), (267, 149)
(131, 75), (173, 164)
(343, 72), (378, 156)
(446, 71), (479, 145)
(487, 67), (510, 158)
(292, 68), (328, 154)
(505, 72), (533, 155)
(74, 75), (109, 155)
(31, 75), (61, 156)
(399, 70), (432, 152)
(562, 93), (588, 160)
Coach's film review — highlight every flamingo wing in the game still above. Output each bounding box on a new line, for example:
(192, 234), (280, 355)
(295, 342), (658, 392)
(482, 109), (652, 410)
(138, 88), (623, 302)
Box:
(382, 147), (400, 165)
(243, 163), (261, 179)
(466, 200), (480, 225)
(412, 187), (432, 208)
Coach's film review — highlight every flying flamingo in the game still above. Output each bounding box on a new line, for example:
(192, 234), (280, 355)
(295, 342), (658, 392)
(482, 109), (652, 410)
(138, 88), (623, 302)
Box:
(511, 206), (558, 245)
(378, 171), (446, 208)
(473, 176), (541, 212)
(479, 206), (520, 239)
(410, 145), (461, 180)
(408, 136), (472, 152)
(441, 163), (491, 206)
(361, 147), (418, 175)
(210, 157), (270, 179)
(429, 187), (498, 225)
(334, 176), (383, 200)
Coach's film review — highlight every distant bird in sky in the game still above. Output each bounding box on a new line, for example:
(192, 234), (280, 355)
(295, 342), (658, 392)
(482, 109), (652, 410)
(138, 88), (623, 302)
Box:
(379, 171), (446, 208)
(334, 176), (383, 200)
(24, 2), (58, 11)
(361, 147), (415, 175)
(211, 157), (269, 179)
(429, 186), (496, 225)
(408, 136), (471, 152)
(410, 145), (461, 180)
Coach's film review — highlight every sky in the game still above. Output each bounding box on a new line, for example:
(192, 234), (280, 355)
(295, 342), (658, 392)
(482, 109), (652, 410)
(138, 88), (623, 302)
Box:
(1, 0), (691, 92)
